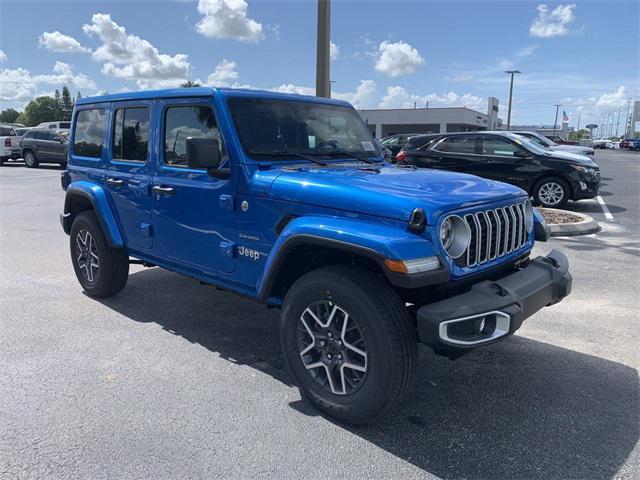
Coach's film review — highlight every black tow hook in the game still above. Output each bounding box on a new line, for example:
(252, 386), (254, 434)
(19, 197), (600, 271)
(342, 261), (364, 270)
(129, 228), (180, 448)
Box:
(541, 256), (560, 268)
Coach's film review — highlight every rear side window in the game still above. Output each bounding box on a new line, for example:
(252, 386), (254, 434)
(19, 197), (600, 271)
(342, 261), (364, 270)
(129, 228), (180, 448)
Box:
(163, 106), (223, 167)
(112, 107), (150, 162)
(74, 109), (105, 158)
(35, 131), (49, 140)
(406, 136), (435, 150)
(0, 127), (15, 136)
(59, 122), (71, 129)
(23, 131), (35, 139)
(436, 136), (477, 154)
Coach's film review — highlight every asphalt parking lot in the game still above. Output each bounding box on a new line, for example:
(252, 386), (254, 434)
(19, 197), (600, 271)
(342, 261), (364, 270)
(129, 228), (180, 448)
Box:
(1, 150), (638, 479)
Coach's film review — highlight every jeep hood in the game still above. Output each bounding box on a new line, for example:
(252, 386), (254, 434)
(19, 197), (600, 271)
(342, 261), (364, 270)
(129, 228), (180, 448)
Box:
(268, 164), (526, 223)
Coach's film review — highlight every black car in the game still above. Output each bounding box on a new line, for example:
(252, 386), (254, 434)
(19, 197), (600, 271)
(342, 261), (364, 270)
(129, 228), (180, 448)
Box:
(380, 133), (424, 158)
(396, 132), (600, 208)
(20, 128), (68, 168)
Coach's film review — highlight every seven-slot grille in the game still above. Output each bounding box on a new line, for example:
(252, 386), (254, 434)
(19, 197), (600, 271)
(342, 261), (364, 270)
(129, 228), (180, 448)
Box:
(455, 202), (530, 268)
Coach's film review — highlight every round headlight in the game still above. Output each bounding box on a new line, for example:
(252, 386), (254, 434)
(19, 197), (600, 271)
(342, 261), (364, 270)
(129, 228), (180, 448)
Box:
(524, 199), (534, 233)
(440, 215), (471, 259)
(440, 217), (454, 249)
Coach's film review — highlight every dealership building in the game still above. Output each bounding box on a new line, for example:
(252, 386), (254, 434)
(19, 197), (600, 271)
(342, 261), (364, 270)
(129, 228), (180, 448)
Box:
(358, 97), (503, 138)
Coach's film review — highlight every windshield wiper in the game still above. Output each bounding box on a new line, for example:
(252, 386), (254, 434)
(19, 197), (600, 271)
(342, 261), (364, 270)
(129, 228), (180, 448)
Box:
(248, 149), (328, 166)
(319, 150), (378, 164)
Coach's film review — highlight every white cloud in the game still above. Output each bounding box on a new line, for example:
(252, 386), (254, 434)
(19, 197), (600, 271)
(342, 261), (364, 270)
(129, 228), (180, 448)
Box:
(196, 0), (263, 43)
(374, 41), (424, 77)
(271, 84), (315, 96)
(82, 13), (191, 89)
(530, 4), (576, 38)
(0, 49), (6, 63)
(330, 41), (340, 61)
(271, 80), (378, 109)
(559, 86), (630, 125)
(379, 86), (484, 112)
(333, 80), (378, 109)
(206, 59), (239, 86)
(516, 44), (539, 57)
(38, 31), (90, 53)
(0, 62), (96, 103)
(594, 85), (627, 109)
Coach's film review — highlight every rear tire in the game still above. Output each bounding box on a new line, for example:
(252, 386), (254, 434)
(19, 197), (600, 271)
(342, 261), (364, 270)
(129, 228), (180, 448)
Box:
(24, 151), (38, 168)
(533, 177), (570, 209)
(280, 265), (417, 425)
(70, 211), (129, 298)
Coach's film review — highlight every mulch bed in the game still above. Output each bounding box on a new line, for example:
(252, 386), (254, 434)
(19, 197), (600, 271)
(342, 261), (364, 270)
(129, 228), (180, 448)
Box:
(539, 209), (584, 224)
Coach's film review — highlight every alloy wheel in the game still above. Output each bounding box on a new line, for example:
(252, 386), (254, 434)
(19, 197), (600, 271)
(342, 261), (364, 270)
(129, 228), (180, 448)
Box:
(75, 229), (100, 283)
(539, 182), (564, 206)
(297, 301), (368, 395)
(25, 153), (35, 167)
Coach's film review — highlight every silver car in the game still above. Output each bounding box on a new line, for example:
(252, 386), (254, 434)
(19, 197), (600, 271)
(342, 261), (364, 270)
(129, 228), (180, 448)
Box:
(512, 131), (595, 156)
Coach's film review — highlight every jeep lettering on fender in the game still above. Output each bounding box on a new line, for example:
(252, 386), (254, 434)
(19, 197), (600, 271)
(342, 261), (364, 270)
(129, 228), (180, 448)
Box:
(60, 87), (571, 425)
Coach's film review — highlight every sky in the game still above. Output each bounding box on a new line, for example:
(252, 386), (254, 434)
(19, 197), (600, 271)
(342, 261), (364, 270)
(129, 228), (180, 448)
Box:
(0, 0), (638, 127)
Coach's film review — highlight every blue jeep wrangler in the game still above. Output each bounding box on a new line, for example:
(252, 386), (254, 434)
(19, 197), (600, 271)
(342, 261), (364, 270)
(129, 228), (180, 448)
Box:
(61, 88), (571, 424)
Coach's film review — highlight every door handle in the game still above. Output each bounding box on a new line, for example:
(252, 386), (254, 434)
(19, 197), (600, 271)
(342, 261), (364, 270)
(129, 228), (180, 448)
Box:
(152, 185), (175, 196)
(106, 178), (125, 186)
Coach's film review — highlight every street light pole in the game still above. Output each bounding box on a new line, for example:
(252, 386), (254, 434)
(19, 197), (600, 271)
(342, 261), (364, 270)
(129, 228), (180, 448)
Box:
(505, 70), (520, 130)
(624, 98), (632, 137)
(315, 0), (331, 98)
(553, 104), (561, 136)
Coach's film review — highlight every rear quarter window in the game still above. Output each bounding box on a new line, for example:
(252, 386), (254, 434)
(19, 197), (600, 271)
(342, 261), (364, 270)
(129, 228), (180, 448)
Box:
(74, 109), (106, 158)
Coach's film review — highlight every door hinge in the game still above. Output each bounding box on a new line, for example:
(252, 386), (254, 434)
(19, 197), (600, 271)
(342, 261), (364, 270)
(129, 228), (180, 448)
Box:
(219, 241), (236, 258)
(219, 194), (234, 210)
(140, 223), (153, 237)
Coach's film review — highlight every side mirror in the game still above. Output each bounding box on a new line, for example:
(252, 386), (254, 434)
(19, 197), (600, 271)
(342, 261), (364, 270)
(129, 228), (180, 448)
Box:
(514, 149), (532, 159)
(186, 137), (221, 170)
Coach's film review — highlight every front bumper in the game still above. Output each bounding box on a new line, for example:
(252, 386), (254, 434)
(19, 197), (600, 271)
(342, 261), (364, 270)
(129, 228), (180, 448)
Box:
(570, 172), (600, 200)
(417, 249), (571, 353)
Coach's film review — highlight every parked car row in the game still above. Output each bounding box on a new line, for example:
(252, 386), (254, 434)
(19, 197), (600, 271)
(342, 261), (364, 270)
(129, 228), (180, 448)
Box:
(394, 131), (600, 209)
(0, 122), (69, 167)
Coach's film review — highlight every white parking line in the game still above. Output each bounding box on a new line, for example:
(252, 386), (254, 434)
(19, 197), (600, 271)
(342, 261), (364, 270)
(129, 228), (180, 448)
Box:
(596, 195), (614, 221)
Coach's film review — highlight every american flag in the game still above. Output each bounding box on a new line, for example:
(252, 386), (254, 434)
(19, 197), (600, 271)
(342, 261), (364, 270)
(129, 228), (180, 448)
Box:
(562, 110), (570, 122)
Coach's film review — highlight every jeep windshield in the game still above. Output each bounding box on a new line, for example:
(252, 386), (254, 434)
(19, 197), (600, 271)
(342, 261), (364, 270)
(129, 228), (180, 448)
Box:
(228, 97), (380, 161)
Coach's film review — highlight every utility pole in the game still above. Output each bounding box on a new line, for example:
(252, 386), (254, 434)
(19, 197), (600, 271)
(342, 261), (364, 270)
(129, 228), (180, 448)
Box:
(505, 70), (520, 130)
(553, 104), (561, 136)
(315, 0), (331, 98)
(576, 113), (581, 133)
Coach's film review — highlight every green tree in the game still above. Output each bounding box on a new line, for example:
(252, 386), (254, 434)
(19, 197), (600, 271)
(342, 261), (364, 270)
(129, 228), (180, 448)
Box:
(180, 81), (201, 88)
(0, 108), (21, 123)
(569, 129), (588, 141)
(22, 96), (62, 126)
(61, 86), (74, 121)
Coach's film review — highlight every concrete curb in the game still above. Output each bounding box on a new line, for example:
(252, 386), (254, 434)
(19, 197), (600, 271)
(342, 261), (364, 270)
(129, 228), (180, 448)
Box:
(539, 208), (600, 237)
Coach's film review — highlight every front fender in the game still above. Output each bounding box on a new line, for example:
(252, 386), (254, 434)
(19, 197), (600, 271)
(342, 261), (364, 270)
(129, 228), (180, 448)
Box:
(63, 181), (124, 247)
(257, 215), (446, 299)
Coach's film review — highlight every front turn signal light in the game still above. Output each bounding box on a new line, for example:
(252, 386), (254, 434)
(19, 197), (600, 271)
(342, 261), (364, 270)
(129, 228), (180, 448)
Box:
(384, 256), (440, 274)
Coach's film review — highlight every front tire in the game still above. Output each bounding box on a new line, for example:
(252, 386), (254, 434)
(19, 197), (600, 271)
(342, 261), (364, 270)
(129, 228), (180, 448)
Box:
(70, 211), (129, 298)
(24, 151), (38, 168)
(280, 265), (417, 425)
(533, 177), (570, 208)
